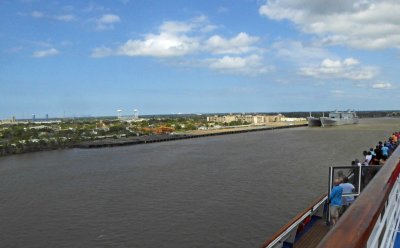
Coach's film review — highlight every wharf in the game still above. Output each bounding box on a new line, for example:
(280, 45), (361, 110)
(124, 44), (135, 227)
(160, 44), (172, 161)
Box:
(76, 124), (307, 148)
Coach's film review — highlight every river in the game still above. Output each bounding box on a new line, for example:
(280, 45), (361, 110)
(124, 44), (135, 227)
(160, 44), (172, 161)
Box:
(0, 118), (399, 248)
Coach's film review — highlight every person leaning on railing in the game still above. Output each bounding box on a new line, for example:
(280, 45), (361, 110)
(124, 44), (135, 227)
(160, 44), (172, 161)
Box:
(329, 178), (343, 226)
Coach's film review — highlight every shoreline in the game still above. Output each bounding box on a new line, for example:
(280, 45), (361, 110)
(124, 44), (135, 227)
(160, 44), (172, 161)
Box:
(75, 124), (307, 148)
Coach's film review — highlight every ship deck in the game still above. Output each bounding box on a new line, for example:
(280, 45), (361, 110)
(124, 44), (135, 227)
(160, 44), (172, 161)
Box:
(294, 219), (329, 248)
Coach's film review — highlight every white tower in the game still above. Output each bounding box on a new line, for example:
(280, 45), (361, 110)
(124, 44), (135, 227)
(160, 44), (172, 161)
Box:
(117, 110), (122, 119)
(133, 109), (139, 120)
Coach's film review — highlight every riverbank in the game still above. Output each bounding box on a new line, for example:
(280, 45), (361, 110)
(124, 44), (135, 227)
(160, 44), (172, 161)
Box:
(0, 123), (307, 156)
(76, 123), (307, 148)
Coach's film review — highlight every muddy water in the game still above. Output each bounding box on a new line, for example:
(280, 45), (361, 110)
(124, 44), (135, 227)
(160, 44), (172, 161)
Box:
(0, 118), (399, 248)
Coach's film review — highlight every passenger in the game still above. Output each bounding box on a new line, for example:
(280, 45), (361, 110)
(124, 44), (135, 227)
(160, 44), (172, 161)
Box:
(369, 148), (377, 165)
(339, 177), (355, 212)
(367, 152), (373, 165)
(381, 144), (389, 157)
(337, 171), (345, 182)
(374, 145), (382, 162)
(329, 179), (343, 226)
(370, 148), (376, 157)
(392, 133), (398, 143)
(386, 140), (395, 154)
(363, 151), (372, 165)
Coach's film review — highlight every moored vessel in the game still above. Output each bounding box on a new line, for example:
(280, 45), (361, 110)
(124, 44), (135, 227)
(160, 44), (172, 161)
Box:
(320, 110), (358, 127)
(307, 112), (322, 127)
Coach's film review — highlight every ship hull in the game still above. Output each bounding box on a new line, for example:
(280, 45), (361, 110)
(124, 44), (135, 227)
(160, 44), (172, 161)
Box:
(320, 117), (359, 127)
(307, 117), (322, 127)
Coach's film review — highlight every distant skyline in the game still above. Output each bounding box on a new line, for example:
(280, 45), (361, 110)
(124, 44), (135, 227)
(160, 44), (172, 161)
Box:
(1, 0), (399, 120)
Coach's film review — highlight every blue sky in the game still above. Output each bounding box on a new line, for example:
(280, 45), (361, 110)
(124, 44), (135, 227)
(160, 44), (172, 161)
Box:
(1, 0), (399, 119)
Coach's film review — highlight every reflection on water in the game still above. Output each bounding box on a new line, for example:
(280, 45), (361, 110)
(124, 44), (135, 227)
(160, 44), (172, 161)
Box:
(0, 118), (399, 248)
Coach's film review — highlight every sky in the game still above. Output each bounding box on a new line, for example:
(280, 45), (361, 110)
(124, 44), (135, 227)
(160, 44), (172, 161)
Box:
(1, 0), (399, 119)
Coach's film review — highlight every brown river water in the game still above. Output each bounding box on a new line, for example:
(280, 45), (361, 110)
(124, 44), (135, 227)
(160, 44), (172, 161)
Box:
(0, 118), (399, 248)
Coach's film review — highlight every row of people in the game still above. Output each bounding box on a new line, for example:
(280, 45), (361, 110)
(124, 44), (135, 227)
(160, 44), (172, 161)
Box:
(352, 132), (400, 166)
(330, 132), (400, 226)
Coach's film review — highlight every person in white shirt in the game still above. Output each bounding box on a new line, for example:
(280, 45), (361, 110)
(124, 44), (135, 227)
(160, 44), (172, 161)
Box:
(340, 177), (355, 211)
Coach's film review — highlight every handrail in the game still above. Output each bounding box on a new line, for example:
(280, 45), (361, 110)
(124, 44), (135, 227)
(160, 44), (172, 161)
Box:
(317, 146), (400, 248)
(260, 194), (327, 248)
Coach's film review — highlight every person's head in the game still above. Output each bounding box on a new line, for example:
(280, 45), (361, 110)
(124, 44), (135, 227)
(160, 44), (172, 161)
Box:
(363, 150), (367, 156)
(367, 151), (371, 155)
(351, 160), (356, 166)
(343, 177), (349, 183)
(334, 179), (341, 186)
(370, 148), (374, 152)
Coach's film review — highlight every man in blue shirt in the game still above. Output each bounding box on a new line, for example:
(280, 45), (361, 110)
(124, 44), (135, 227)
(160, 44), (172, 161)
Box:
(381, 144), (389, 157)
(330, 178), (343, 226)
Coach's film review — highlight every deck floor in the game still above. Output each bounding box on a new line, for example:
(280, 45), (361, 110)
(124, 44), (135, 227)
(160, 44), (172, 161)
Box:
(294, 219), (330, 248)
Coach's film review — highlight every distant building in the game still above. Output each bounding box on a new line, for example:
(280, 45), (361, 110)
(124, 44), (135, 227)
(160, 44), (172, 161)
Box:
(281, 117), (306, 122)
(207, 114), (286, 125)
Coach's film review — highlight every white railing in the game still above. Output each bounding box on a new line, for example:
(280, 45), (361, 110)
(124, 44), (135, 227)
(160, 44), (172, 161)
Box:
(368, 176), (400, 248)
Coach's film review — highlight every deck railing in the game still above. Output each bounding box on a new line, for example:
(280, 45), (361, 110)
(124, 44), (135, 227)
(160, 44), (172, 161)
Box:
(260, 194), (327, 248)
(317, 146), (400, 248)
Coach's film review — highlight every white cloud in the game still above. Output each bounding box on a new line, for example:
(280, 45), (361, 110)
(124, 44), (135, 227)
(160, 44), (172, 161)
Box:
(300, 57), (377, 80)
(259, 0), (400, 49)
(55, 14), (76, 22)
(91, 16), (271, 76)
(343, 58), (359, 66)
(372, 82), (392, 89)
(31, 11), (44, 18)
(116, 33), (200, 57)
(32, 48), (59, 58)
(96, 14), (120, 30)
(109, 29), (260, 58)
(207, 54), (272, 76)
(92, 16), (220, 58)
(205, 32), (260, 54)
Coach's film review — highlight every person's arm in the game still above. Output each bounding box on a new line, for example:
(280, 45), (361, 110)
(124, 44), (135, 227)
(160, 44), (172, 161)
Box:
(329, 187), (336, 200)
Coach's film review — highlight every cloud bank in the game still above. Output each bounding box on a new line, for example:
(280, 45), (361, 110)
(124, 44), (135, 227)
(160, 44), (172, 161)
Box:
(300, 57), (378, 80)
(92, 16), (269, 76)
(260, 0), (400, 49)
